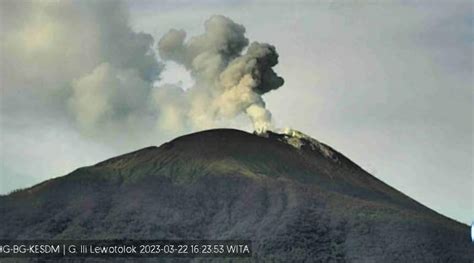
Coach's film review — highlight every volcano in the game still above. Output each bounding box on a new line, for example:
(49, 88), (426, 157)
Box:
(1, 129), (472, 261)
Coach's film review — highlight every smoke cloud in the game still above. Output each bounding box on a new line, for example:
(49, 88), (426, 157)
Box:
(1, 0), (161, 141)
(157, 15), (284, 133)
(1, 0), (284, 146)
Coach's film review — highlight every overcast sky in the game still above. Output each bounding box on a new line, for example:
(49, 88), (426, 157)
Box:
(0, 0), (472, 224)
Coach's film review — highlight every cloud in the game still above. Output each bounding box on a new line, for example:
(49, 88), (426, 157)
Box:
(1, 0), (284, 142)
(150, 84), (189, 133)
(157, 15), (284, 133)
(68, 63), (152, 135)
(1, 0), (161, 140)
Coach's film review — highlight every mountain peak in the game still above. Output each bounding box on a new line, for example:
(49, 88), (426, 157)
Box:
(256, 128), (338, 161)
(1, 128), (471, 261)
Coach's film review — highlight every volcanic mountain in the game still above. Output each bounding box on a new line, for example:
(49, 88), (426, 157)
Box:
(1, 129), (472, 261)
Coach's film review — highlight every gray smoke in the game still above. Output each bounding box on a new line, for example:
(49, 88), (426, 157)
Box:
(157, 15), (284, 133)
(1, 0), (284, 145)
(1, 0), (161, 140)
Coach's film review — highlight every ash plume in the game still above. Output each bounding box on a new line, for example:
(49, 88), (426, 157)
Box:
(157, 15), (284, 133)
(2, 0), (284, 148)
(1, 0), (161, 141)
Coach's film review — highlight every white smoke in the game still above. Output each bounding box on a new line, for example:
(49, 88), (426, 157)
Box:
(157, 15), (284, 133)
(1, 1), (284, 145)
(1, 0), (161, 142)
(68, 63), (152, 134)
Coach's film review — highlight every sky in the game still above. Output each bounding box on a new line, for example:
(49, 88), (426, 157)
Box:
(0, 0), (472, 224)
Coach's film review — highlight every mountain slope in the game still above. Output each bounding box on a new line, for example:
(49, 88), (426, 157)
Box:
(1, 129), (472, 262)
